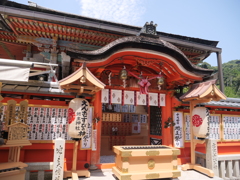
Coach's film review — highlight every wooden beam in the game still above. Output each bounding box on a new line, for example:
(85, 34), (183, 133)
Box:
(61, 85), (100, 90)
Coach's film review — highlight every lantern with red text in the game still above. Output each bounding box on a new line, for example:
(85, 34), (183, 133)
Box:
(192, 107), (210, 138)
(67, 98), (90, 138)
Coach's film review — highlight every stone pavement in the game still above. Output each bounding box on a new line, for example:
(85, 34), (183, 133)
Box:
(31, 166), (224, 180)
(72, 166), (223, 180)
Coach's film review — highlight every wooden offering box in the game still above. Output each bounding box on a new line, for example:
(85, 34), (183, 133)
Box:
(112, 145), (181, 180)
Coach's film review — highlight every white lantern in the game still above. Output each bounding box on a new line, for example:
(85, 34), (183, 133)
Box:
(192, 107), (210, 138)
(67, 98), (90, 138)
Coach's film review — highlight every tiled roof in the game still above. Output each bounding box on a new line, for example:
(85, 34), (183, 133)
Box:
(202, 98), (240, 108)
(1, 80), (72, 96)
(0, 1), (218, 47)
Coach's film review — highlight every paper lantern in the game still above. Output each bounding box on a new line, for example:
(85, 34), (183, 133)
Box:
(192, 107), (210, 138)
(67, 98), (90, 138)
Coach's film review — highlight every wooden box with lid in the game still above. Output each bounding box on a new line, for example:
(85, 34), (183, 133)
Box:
(112, 145), (181, 180)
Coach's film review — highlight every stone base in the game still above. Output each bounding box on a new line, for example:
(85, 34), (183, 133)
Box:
(89, 164), (98, 170)
(64, 170), (90, 179)
(112, 167), (181, 180)
(182, 163), (214, 177)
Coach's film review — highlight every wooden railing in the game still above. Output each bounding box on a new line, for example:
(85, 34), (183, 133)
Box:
(196, 151), (240, 180)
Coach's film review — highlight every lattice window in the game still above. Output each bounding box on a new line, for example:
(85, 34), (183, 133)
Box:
(150, 106), (162, 136)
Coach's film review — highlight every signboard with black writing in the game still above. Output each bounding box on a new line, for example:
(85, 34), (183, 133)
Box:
(222, 115), (240, 141)
(184, 113), (222, 141)
(173, 111), (184, 148)
(27, 106), (71, 141)
(209, 114), (221, 140)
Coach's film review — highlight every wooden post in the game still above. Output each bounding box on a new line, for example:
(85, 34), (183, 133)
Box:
(182, 101), (214, 177)
(72, 140), (78, 171)
(64, 139), (90, 179)
(190, 101), (195, 164)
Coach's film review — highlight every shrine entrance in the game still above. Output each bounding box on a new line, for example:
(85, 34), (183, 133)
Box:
(66, 28), (215, 166)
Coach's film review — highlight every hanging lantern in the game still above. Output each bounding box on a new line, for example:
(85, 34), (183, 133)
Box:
(157, 76), (164, 85)
(119, 66), (128, 80)
(67, 98), (90, 138)
(192, 106), (210, 138)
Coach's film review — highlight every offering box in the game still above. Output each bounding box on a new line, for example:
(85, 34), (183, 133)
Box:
(112, 145), (181, 180)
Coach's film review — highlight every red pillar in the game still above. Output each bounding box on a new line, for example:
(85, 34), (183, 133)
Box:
(89, 91), (102, 169)
(161, 92), (172, 146)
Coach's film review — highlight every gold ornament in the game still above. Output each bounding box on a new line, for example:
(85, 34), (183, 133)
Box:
(157, 76), (164, 85)
(119, 66), (128, 80)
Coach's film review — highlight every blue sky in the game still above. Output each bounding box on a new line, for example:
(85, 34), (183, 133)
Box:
(13, 0), (240, 66)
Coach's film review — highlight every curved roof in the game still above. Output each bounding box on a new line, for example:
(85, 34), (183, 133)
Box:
(67, 35), (213, 77)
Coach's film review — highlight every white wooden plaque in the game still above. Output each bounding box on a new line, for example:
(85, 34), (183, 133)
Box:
(173, 111), (184, 148)
(52, 138), (65, 180)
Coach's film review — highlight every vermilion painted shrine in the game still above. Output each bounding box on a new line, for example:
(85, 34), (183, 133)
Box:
(0, 1), (239, 180)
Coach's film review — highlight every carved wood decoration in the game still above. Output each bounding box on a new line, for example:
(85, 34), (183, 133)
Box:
(5, 99), (17, 125)
(17, 100), (28, 124)
(8, 123), (28, 141)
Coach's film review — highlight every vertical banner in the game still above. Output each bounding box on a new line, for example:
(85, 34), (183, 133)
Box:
(52, 138), (65, 180)
(184, 113), (191, 141)
(159, 94), (166, 106)
(101, 89), (109, 103)
(173, 111), (184, 148)
(81, 107), (93, 149)
(92, 129), (97, 151)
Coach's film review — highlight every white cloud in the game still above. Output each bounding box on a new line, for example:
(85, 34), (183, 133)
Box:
(75, 0), (146, 25)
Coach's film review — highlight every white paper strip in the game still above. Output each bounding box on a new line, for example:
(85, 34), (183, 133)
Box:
(124, 90), (134, 105)
(52, 138), (65, 180)
(173, 111), (184, 148)
(184, 114), (191, 141)
(111, 89), (122, 104)
(136, 92), (147, 105)
(92, 130), (97, 151)
(149, 93), (158, 106)
(101, 89), (109, 103)
(160, 94), (166, 106)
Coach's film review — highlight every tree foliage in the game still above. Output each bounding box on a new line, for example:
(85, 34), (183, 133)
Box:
(197, 60), (240, 98)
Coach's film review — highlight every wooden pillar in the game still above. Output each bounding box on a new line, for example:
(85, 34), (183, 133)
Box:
(190, 101), (195, 164)
(90, 91), (102, 169)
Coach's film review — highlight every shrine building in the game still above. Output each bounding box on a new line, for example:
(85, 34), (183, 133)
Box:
(0, 1), (240, 179)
